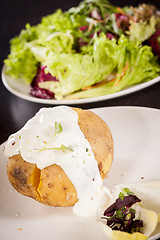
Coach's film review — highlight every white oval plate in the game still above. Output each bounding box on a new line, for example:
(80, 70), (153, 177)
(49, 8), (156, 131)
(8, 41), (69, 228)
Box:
(0, 106), (160, 240)
(2, 65), (160, 104)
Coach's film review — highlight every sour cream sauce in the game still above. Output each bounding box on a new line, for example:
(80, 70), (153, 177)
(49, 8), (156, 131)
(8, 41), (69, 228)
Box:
(5, 106), (110, 217)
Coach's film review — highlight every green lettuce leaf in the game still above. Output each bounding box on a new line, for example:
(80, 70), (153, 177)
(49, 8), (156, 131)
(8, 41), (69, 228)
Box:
(4, 9), (85, 82)
(35, 9), (87, 45)
(64, 35), (160, 99)
(39, 9), (86, 34)
(4, 24), (39, 82)
(27, 32), (74, 63)
(39, 34), (118, 99)
(127, 16), (157, 43)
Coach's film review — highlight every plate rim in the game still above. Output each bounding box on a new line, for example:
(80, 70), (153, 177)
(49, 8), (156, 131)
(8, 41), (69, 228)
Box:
(2, 65), (160, 105)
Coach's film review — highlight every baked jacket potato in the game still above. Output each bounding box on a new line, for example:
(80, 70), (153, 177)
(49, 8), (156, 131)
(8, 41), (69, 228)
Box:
(7, 108), (113, 207)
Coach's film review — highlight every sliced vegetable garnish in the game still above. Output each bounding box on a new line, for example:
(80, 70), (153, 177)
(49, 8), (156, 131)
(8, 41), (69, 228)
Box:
(102, 189), (144, 234)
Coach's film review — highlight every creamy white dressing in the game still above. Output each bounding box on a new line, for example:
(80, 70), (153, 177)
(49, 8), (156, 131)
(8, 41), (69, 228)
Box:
(5, 106), (110, 217)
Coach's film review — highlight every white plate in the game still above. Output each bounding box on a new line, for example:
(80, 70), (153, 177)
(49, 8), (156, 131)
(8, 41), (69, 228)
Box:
(1, 65), (160, 104)
(0, 106), (160, 240)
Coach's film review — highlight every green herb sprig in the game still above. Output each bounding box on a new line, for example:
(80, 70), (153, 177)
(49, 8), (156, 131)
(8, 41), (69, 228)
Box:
(48, 121), (63, 144)
(39, 122), (73, 152)
(40, 144), (73, 152)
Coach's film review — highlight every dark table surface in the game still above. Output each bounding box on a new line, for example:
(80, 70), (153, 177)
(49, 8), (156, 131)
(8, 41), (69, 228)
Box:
(0, 0), (160, 146)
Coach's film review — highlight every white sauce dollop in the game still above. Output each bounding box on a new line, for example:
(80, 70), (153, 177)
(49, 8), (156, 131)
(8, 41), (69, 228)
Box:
(5, 106), (111, 217)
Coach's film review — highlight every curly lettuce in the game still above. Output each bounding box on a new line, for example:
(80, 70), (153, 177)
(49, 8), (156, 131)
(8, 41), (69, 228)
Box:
(4, 9), (86, 83)
(65, 35), (160, 99)
(127, 16), (157, 43)
(39, 34), (118, 99)
(4, 24), (39, 83)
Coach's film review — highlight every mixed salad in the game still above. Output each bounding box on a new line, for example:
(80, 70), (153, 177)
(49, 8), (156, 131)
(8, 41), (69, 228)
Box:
(4, 0), (160, 100)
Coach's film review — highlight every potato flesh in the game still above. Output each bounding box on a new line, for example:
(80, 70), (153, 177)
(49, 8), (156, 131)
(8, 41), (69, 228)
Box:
(7, 108), (113, 206)
(7, 154), (41, 200)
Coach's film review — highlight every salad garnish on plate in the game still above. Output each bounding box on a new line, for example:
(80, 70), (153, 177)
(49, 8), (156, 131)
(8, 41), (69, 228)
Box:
(98, 186), (160, 240)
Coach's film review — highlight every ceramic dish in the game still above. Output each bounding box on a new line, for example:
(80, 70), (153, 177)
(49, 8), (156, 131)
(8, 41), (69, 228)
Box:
(0, 106), (160, 239)
(2, 65), (160, 104)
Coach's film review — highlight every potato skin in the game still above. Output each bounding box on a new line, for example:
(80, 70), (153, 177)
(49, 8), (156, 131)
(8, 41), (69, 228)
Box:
(7, 155), (78, 206)
(74, 108), (113, 179)
(38, 164), (78, 207)
(7, 108), (113, 207)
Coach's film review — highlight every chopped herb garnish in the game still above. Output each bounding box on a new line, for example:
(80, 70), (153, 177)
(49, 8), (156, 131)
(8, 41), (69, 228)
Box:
(39, 144), (73, 152)
(48, 121), (63, 144)
(60, 144), (73, 152)
(39, 121), (63, 151)
(102, 188), (143, 234)
(119, 191), (124, 200)
(55, 121), (62, 135)
(86, 148), (89, 152)
(123, 188), (135, 196)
